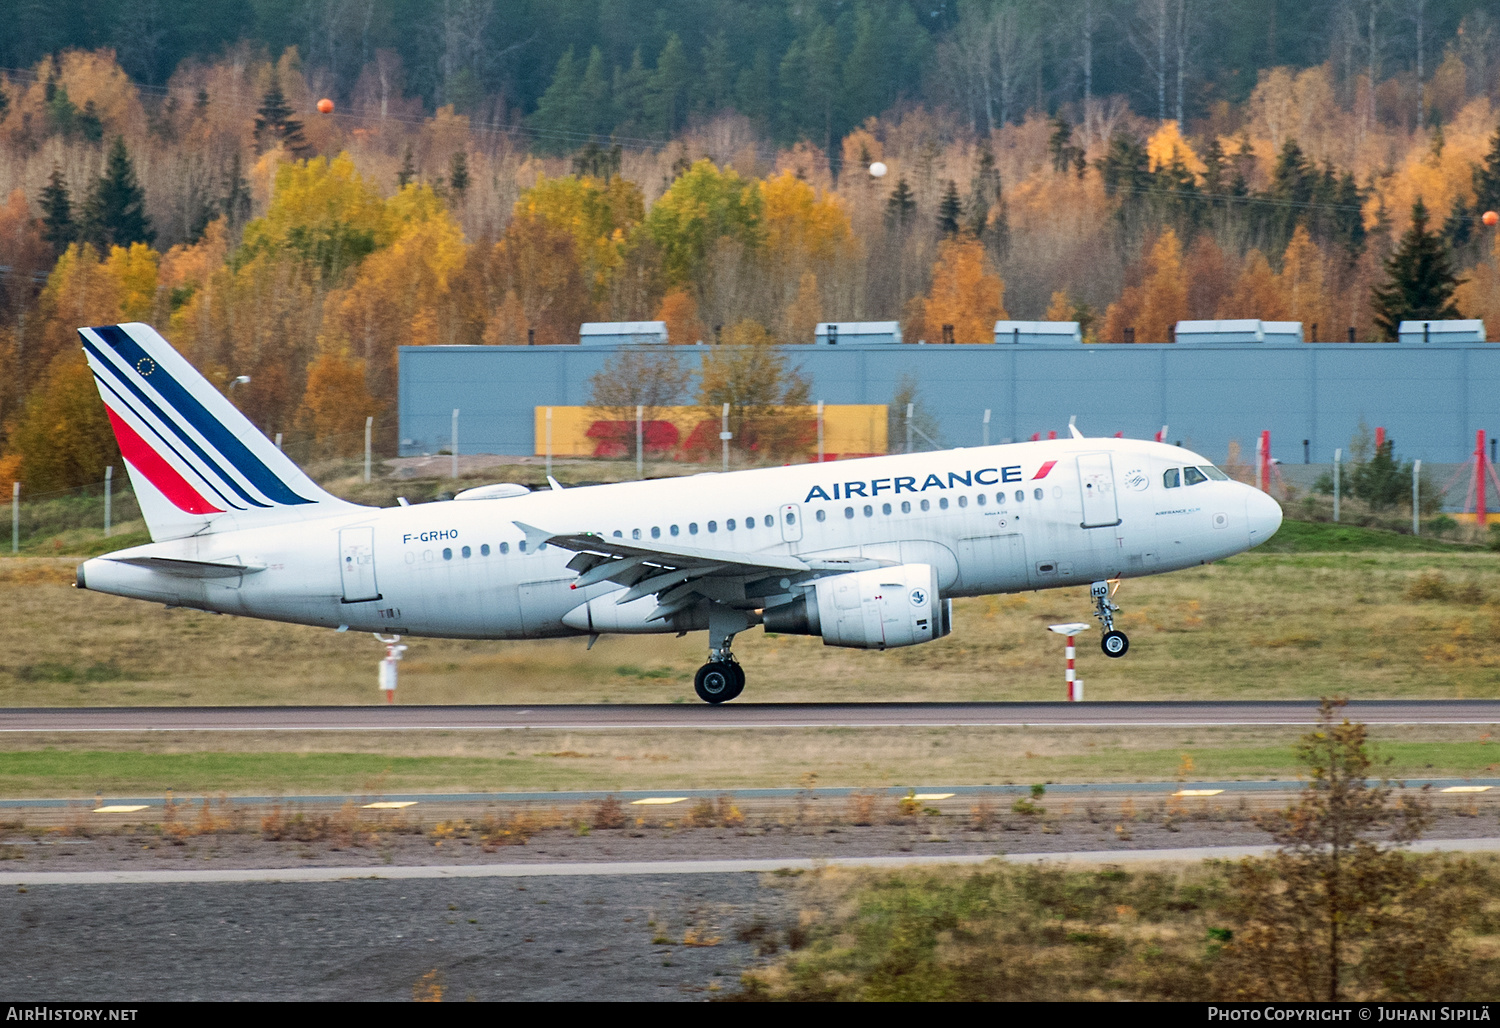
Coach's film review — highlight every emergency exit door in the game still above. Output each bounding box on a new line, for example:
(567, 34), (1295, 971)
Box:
(340, 527), (381, 602)
(780, 503), (803, 543)
(1076, 454), (1121, 529)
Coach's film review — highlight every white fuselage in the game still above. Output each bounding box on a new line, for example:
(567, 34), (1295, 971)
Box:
(79, 438), (1281, 639)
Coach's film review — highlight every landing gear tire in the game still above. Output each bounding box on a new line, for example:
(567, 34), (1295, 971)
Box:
(1101, 630), (1130, 658)
(695, 661), (743, 704)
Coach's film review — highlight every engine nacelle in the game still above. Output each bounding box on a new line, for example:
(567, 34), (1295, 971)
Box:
(762, 563), (951, 650)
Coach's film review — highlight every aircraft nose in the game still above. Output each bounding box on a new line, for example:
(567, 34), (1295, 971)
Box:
(1245, 486), (1283, 548)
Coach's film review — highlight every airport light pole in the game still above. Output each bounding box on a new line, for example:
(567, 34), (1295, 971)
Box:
(720, 403), (732, 472)
(1333, 448), (1341, 522)
(817, 400), (824, 463)
(983, 408), (991, 447)
(906, 403), (914, 454)
(1413, 459), (1421, 536)
(545, 407), (553, 480)
(104, 466), (112, 537)
(11, 481), (18, 553)
(450, 408), (459, 479)
(363, 417), (373, 483)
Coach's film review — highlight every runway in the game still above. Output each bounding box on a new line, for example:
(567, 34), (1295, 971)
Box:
(3, 699), (1499, 732)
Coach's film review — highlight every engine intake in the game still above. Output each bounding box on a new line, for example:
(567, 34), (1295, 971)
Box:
(762, 563), (950, 650)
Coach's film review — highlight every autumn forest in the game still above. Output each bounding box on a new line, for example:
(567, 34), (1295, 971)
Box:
(1, 1), (1500, 496)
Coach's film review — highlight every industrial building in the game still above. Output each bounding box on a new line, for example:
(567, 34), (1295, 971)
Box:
(399, 320), (1496, 466)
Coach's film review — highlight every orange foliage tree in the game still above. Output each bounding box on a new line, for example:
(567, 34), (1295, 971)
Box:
(656, 287), (704, 344)
(1102, 229), (1187, 342)
(908, 235), (1007, 344)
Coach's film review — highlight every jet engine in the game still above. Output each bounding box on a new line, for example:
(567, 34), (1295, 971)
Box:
(761, 563), (951, 650)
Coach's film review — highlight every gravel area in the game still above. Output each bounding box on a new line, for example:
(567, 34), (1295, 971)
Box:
(1, 873), (790, 1000)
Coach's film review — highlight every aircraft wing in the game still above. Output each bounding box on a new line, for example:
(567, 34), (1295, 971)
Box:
(514, 521), (884, 622)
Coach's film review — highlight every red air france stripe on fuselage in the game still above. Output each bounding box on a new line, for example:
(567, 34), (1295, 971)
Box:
(1033, 461), (1057, 479)
(105, 406), (223, 514)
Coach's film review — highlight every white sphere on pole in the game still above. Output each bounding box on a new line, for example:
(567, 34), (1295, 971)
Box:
(869, 161), (888, 178)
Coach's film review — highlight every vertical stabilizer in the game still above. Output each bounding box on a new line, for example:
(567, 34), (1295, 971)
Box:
(80, 323), (370, 541)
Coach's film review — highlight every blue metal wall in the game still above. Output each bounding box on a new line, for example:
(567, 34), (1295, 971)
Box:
(398, 343), (1500, 464)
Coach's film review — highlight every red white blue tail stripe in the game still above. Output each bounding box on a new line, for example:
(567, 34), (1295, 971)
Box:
(81, 323), (315, 516)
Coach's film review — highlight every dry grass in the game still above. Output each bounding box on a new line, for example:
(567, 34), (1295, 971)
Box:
(6, 544), (1500, 706)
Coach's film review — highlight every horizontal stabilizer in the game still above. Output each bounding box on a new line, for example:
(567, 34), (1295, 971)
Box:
(107, 556), (265, 579)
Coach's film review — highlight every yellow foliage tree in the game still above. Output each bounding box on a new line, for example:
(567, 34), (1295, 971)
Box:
(760, 171), (853, 264)
(4, 350), (119, 493)
(240, 154), (394, 282)
(1280, 226), (1334, 337)
(656, 287), (704, 344)
(106, 243), (160, 323)
(911, 235), (1007, 344)
(322, 184), (468, 405)
(1138, 229), (1188, 342)
(2, 49), (145, 139)
(1146, 121), (1204, 174)
(29, 244), (123, 390)
(515, 174), (645, 301)
(1218, 250), (1291, 321)
(698, 319), (811, 460)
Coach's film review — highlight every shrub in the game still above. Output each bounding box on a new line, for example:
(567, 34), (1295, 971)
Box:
(1406, 571), (1449, 601)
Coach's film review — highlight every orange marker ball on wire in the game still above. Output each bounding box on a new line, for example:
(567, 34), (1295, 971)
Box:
(1484, 210), (1499, 227)
(317, 98), (334, 114)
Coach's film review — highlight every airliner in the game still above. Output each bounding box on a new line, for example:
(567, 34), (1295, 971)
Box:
(75, 323), (1283, 703)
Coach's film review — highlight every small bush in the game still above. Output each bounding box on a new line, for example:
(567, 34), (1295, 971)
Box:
(970, 800), (997, 830)
(1407, 571), (1449, 601)
(687, 798), (717, 827)
(592, 795), (625, 830)
(846, 792), (879, 826)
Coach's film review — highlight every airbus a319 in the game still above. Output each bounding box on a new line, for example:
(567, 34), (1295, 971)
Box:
(75, 323), (1283, 703)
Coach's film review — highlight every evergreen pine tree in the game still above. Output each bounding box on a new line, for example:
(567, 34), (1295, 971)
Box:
(1474, 125), (1500, 215)
(39, 166), (75, 251)
(254, 76), (308, 155)
(578, 46), (610, 136)
(1047, 116), (1075, 174)
(530, 47), (583, 154)
(396, 146), (416, 189)
(1332, 171), (1366, 262)
(967, 145), (1001, 238)
(0, 81), (9, 124)
(1442, 194), (1473, 252)
(1370, 199), (1463, 340)
(936, 180), (962, 237)
(1201, 137), (1227, 198)
(885, 176), (916, 230)
(448, 151), (470, 200)
(81, 137), (154, 249)
(646, 33), (690, 137)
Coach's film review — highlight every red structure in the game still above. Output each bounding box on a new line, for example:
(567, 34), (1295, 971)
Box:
(1479, 430), (1488, 527)
(1258, 430), (1272, 492)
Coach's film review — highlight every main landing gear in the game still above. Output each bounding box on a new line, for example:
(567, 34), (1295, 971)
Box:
(695, 606), (752, 703)
(1091, 580), (1130, 658)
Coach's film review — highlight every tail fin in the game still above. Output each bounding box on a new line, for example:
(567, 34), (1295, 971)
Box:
(81, 323), (369, 542)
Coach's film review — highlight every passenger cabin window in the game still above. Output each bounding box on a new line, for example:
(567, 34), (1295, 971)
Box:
(920, 499), (930, 512)
(764, 515), (773, 528)
(651, 526), (661, 538)
(461, 545), (471, 558)
(901, 501), (911, 514)
(1163, 468), (1181, 488)
(1183, 467), (1208, 486)
(612, 530), (623, 538)
(707, 521), (717, 532)
(1014, 490), (1025, 503)
(845, 506), (855, 519)
(882, 502), (892, 515)
(785, 511), (796, 525)
(480, 544), (490, 556)
(670, 524), (680, 536)
(815, 510), (826, 522)
(632, 529), (641, 540)
(745, 516), (755, 529)
(863, 504), (874, 517)
(939, 497), (949, 510)
(499, 542), (509, 554)
(1202, 466), (1230, 481)
(976, 493), (986, 506)
(957, 495), (968, 508)
(727, 519), (736, 531)
(688, 523), (698, 535)
(1033, 488), (1044, 500)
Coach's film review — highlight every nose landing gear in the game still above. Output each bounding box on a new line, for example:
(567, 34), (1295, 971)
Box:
(1091, 580), (1129, 658)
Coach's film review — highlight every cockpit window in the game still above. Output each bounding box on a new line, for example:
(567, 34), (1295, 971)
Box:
(1183, 466), (1208, 486)
(1201, 465), (1229, 481)
(1163, 468), (1180, 489)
